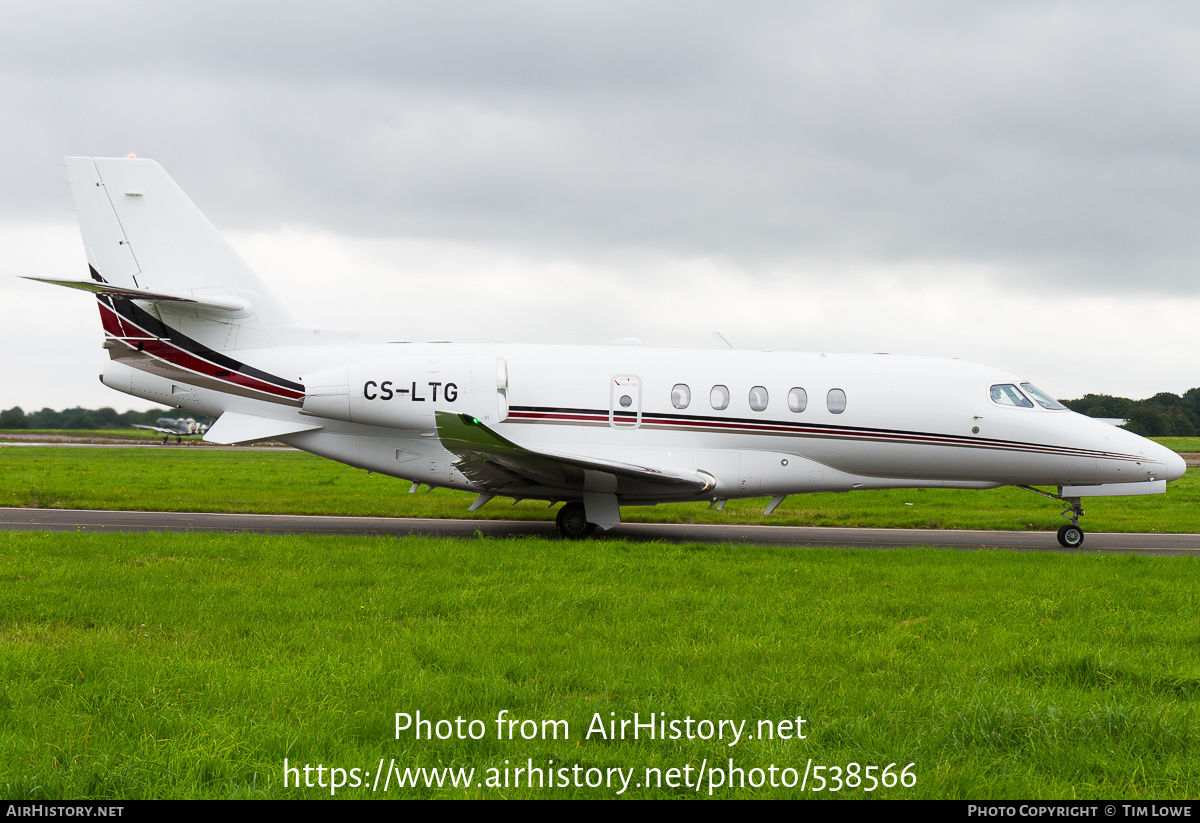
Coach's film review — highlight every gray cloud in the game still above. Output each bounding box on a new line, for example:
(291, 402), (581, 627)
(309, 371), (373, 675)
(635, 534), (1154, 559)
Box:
(3, 1), (1200, 291)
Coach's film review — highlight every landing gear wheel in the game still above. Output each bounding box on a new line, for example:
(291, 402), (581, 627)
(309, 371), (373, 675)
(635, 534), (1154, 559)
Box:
(556, 501), (595, 539)
(1057, 524), (1084, 548)
(1015, 487), (1088, 549)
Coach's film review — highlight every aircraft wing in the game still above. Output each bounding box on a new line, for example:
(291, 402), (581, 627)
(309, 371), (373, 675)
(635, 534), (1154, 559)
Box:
(435, 411), (715, 498)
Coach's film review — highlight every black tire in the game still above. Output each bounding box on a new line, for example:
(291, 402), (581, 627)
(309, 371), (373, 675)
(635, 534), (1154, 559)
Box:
(1057, 524), (1084, 548)
(556, 501), (594, 539)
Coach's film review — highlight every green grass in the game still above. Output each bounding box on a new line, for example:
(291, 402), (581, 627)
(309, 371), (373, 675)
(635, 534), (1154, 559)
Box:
(1, 531), (1197, 799)
(1154, 437), (1200, 453)
(1, 446), (1197, 533)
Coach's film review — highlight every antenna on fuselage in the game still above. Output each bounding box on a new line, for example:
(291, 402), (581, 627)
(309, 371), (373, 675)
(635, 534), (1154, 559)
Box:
(711, 331), (734, 349)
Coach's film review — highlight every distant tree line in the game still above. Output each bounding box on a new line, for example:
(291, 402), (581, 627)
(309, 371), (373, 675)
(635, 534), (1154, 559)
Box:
(1061, 389), (1200, 437)
(0, 406), (208, 430)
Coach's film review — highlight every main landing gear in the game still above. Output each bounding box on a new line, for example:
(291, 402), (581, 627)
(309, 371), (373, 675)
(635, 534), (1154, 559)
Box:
(555, 501), (596, 539)
(1019, 486), (1085, 548)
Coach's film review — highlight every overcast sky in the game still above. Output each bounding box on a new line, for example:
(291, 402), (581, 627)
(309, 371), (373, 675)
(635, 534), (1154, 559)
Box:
(4, 1), (1200, 412)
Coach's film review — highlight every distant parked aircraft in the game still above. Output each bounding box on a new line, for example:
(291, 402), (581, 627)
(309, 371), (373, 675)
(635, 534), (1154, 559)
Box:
(134, 417), (209, 443)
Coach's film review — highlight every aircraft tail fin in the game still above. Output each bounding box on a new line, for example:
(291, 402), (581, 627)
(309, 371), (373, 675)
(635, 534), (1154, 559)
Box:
(64, 156), (351, 351)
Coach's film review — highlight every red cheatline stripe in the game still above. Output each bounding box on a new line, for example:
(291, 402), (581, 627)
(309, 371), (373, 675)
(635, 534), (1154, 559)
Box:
(509, 411), (609, 423)
(137, 339), (304, 400)
(641, 415), (1092, 453)
(507, 409), (1143, 463)
(98, 303), (304, 402)
(97, 300), (144, 339)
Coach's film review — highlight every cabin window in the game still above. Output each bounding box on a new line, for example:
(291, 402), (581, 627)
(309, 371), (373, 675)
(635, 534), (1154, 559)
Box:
(671, 384), (691, 409)
(619, 394), (633, 408)
(1020, 383), (1066, 410)
(749, 386), (768, 411)
(989, 384), (1034, 408)
(827, 388), (847, 414)
(710, 385), (730, 410)
(788, 387), (807, 413)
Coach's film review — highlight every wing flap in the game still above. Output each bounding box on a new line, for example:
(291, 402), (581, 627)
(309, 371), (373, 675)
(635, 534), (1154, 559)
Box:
(435, 411), (714, 497)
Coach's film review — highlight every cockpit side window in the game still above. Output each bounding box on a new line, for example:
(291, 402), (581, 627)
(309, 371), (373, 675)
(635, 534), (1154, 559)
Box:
(1020, 383), (1066, 410)
(989, 383), (1034, 408)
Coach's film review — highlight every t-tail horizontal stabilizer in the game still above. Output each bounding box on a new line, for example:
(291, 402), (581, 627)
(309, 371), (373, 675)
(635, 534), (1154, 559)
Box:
(23, 277), (250, 312)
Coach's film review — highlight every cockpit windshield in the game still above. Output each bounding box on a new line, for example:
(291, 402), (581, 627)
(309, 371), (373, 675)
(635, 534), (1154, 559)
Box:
(1020, 383), (1066, 410)
(989, 384), (1034, 408)
(989, 383), (1067, 410)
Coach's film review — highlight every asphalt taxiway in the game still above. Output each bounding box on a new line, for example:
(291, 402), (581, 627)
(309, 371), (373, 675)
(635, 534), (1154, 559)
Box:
(3, 507), (1198, 555)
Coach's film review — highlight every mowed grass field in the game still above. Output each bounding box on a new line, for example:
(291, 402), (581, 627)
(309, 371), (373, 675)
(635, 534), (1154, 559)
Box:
(1, 443), (1199, 532)
(0, 444), (1198, 799)
(2, 532), (1198, 799)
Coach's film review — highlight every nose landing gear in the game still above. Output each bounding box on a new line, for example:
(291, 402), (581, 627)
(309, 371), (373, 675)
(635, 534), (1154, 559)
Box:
(1056, 497), (1085, 548)
(1018, 486), (1085, 548)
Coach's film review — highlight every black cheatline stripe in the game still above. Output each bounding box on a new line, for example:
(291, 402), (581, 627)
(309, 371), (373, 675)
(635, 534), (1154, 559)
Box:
(107, 295), (304, 395)
(507, 405), (1139, 462)
(99, 313), (302, 403)
(506, 410), (609, 422)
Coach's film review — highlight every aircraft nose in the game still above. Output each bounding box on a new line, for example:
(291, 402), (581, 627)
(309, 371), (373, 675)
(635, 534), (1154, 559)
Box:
(1162, 447), (1187, 482)
(1107, 424), (1187, 482)
(1139, 434), (1187, 481)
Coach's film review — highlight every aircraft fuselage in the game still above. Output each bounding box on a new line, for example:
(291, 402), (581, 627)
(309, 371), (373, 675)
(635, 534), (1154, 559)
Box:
(102, 341), (1183, 505)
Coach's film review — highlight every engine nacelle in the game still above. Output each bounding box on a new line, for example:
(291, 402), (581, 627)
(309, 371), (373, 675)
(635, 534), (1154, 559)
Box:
(301, 355), (508, 432)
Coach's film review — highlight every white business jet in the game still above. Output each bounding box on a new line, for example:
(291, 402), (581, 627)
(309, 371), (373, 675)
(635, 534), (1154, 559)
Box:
(30, 157), (1186, 546)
